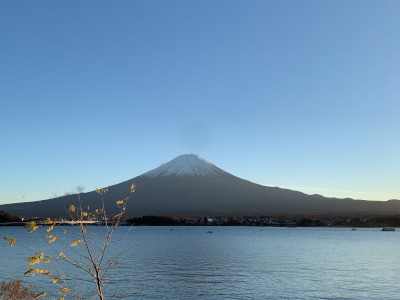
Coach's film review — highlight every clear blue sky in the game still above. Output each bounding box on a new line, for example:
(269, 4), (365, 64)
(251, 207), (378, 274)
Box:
(1, 0), (399, 204)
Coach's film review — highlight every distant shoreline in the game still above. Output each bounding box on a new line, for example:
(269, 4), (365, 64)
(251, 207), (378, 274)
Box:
(0, 221), (397, 229)
(2, 214), (400, 228)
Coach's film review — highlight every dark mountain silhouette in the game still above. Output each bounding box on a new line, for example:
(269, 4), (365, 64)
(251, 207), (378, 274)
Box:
(1, 154), (400, 218)
(0, 210), (21, 223)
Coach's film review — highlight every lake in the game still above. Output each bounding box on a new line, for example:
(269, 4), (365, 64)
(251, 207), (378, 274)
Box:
(1, 226), (399, 299)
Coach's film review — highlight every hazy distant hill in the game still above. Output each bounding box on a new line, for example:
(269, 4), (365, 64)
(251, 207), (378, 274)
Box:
(1, 154), (400, 218)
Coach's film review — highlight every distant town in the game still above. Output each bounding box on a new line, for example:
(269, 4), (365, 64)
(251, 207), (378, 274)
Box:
(2, 210), (400, 228)
(127, 215), (400, 227)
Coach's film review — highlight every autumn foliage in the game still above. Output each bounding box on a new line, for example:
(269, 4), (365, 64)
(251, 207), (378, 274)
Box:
(0, 280), (35, 300)
(3, 184), (135, 300)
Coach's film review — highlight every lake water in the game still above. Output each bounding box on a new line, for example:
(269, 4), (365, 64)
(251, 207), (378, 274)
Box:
(1, 226), (399, 299)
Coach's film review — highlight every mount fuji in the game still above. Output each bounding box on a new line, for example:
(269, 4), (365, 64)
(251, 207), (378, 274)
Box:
(2, 154), (400, 218)
(142, 154), (226, 177)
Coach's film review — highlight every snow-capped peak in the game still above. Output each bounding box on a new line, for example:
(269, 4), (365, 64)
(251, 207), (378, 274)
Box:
(143, 154), (226, 177)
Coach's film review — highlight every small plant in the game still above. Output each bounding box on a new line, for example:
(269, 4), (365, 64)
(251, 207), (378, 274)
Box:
(4, 184), (135, 299)
(0, 280), (35, 300)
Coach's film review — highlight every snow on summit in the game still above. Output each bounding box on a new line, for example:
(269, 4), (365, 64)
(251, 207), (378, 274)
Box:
(143, 154), (226, 177)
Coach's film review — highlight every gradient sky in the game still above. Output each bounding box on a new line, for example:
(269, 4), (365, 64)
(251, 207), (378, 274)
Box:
(1, 1), (400, 204)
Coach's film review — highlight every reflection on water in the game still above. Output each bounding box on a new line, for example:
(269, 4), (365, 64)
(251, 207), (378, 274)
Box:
(1, 226), (399, 299)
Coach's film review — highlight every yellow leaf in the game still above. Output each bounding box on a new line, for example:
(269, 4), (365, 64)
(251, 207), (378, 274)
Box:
(24, 221), (36, 228)
(4, 236), (16, 247)
(70, 240), (82, 246)
(47, 225), (54, 232)
(82, 212), (88, 216)
(28, 225), (38, 233)
(51, 277), (57, 284)
(34, 292), (46, 299)
(48, 236), (57, 243)
(66, 205), (75, 212)
(58, 287), (69, 294)
(39, 269), (50, 275)
(24, 268), (36, 276)
(116, 200), (123, 205)
(25, 256), (40, 265)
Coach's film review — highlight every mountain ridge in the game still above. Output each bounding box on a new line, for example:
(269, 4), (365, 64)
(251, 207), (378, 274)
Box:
(1, 154), (400, 218)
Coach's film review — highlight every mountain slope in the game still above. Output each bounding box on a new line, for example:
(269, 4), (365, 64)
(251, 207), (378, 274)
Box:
(1, 154), (400, 218)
